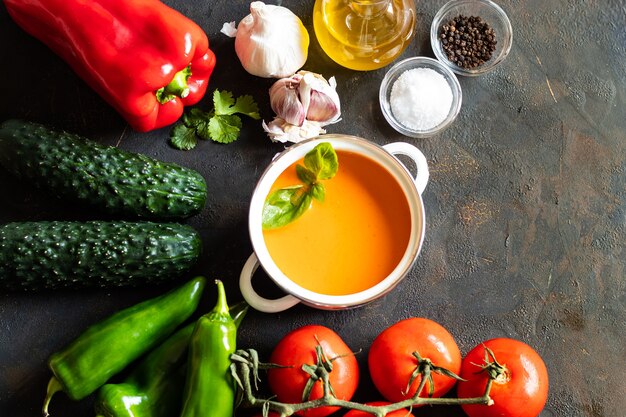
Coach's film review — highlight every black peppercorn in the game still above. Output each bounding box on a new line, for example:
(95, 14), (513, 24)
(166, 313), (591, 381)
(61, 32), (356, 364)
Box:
(438, 14), (497, 70)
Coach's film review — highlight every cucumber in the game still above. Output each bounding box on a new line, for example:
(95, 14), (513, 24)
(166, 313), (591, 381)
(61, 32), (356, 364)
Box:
(0, 119), (207, 219)
(0, 221), (202, 290)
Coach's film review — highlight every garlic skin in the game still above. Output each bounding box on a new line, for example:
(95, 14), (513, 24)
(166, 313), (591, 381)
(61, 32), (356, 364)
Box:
(262, 118), (326, 144)
(221, 2), (309, 78)
(263, 71), (341, 143)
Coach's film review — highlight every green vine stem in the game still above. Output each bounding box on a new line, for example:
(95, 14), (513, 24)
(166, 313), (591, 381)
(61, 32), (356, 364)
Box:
(230, 348), (496, 417)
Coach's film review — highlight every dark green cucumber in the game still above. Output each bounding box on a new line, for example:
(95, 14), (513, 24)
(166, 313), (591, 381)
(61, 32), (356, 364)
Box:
(0, 119), (207, 219)
(0, 221), (202, 290)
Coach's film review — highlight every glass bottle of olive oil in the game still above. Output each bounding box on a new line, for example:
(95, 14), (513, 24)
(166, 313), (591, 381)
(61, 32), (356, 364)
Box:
(313, 0), (416, 71)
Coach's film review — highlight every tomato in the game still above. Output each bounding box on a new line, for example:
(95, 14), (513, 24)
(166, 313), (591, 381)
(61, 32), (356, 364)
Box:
(368, 317), (462, 403)
(343, 401), (416, 417)
(457, 338), (549, 417)
(267, 325), (359, 417)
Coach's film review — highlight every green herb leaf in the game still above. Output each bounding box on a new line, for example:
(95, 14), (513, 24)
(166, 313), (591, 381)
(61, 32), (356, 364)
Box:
(296, 164), (317, 185)
(169, 123), (198, 150)
(310, 183), (325, 202)
(261, 143), (338, 229)
(213, 90), (261, 119)
(233, 95), (261, 119)
(184, 108), (213, 141)
(183, 108), (212, 128)
(262, 186), (312, 229)
(213, 90), (236, 115)
(304, 142), (339, 180)
(207, 114), (243, 144)
(170, 90), (260, 149)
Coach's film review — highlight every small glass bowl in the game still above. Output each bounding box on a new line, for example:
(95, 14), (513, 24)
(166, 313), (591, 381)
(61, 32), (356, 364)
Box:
(430, 0), (513, 76)
(379, 57), (462, 138)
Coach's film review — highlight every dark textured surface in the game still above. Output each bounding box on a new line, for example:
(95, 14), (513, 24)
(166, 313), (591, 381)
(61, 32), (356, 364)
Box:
(0, 0), (624, 416)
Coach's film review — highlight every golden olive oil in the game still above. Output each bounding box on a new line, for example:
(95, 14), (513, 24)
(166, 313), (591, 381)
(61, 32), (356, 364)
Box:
(313, 0), (416, 71)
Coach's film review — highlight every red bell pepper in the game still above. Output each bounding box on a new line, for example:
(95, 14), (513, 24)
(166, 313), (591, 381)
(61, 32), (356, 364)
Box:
(4, 0), (216, 132)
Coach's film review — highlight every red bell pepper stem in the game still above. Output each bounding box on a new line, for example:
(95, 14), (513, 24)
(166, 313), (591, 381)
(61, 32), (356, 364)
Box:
(157, 65), (192, 104)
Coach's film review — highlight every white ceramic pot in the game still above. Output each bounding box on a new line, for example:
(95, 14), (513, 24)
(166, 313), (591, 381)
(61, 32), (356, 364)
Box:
(240, 134), (429, 312)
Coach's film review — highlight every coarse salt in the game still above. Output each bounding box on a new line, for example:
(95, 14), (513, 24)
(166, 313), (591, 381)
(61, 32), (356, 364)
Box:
(389, 67), (453, 131)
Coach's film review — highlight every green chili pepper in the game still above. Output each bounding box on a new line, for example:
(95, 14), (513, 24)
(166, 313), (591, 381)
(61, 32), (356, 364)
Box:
(179, 279), (237, 417)
(94, 301), (249, 417)
(43, 277), (206, 416)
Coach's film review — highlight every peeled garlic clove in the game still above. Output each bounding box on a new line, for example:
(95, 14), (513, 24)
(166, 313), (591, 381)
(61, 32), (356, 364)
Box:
(269, 75), (305, 126)
(227, 2), (309, 78)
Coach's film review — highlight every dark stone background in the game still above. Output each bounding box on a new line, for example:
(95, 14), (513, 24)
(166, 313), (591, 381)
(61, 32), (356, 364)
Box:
(0, 1), (624, 416)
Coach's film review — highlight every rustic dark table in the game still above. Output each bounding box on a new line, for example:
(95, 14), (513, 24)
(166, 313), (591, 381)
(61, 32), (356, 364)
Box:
(1, 1), (624, 416)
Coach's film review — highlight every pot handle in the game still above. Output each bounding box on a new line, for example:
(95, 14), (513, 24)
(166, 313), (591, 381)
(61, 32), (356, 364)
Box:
(239, 253), (301, 313)
(383, 142), (429, 195)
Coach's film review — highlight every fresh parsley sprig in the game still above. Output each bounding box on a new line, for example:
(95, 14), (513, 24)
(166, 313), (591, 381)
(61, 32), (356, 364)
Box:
(170, 90), (260, 150)
(262, 143), (338, 229)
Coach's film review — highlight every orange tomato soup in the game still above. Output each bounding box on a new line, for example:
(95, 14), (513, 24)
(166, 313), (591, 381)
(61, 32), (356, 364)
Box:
(262, 150), (411, 296)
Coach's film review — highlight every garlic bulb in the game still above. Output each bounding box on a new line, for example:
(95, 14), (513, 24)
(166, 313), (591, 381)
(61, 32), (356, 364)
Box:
(263, 71), (341, 143)
(221, 2), (309, 78)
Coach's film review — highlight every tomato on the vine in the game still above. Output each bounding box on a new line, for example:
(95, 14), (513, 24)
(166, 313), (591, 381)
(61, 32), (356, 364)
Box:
(457, 338), (549, 417)
(343, 401), (416, 417)
(368, 317), (462, 403)
(267, 325), (359, 417)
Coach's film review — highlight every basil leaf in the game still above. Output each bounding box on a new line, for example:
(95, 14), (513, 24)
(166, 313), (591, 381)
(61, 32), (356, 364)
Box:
(262, 186), (312, 229)
(296, 164), (317, 185)
(310, 183), (325, 202)
(304, 142), (338, 180)
(262, 143), (338, 229)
